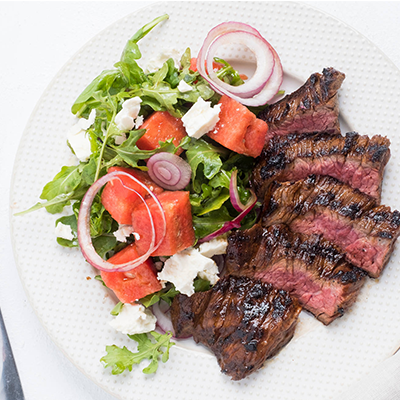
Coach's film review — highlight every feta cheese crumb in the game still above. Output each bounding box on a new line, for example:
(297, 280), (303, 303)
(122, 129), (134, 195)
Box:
(109, 303), (156, 335)
(115, 97), (142, 137)
(135, 114), (144, 129)
(157, 248), (219, 296)
(198, 237), (228, 258)
(55, 222), (74, 241)
(67, 109), (95, 162)
(181, 97), (221, 139)
(144, 48), (182, 73)
(113, 225), (135, 243)
(177, 80), (193, 93)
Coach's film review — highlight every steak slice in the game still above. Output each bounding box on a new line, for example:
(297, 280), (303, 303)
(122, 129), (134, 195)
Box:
(251, 131), (390, 203)
(262, 175), (400, 278)
(225, 224), (366, 325)
(258, 68), (345, 141)
(170, 275), (301, 381)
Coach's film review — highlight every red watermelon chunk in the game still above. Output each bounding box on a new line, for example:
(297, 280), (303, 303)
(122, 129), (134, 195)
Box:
(101, 243), (162, 303)
(101, 166), (164, 225)
(132, 190), (195, 257)
(207, 95), (268, 158)
(136, 111), (187, 155)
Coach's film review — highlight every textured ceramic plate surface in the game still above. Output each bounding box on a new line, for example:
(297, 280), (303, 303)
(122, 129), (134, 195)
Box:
(10, 2), (400, 399)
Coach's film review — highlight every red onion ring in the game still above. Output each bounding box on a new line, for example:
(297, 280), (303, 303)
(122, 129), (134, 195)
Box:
(198, 194), (257, 243)
(147, 152), (192, 191)
(77, 171), (166, 272)
(229, 169), (257, 212)
(152, 300), (175, 335)
(206, 31), (275, 98)
(197, 21), (283, 106)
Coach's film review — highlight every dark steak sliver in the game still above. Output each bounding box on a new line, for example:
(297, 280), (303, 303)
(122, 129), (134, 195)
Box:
(258, 68), (345, 141)
(225, 224), (366, 325)
(171, 275), (301, 381)
(251, 131), (390, 203)
(262, 175), (400, 278)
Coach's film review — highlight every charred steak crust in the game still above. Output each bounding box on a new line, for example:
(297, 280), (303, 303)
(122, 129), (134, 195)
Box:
(258, 68), (345, 140)
(225, 224), (366, 325)
(170, 275), (301, 381)
(251, 131), (391, 202)
(262, 175), (400, 277)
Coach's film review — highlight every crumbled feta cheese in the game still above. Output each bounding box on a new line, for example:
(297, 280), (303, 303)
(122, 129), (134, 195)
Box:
(135, 114), (144, 129)
(181, 97), (221, 139)
(144, 48), (182, 73)
(158, 248), (219, 296)
(113, 225), (135, 243)
(114, 132), (127, 145)
(67, 109), (95, 162)
(55, 222), (74, 241)
(109, 303), (157, 335)
(177, 80), (193, 93)
(198, 237), (228, 258)
(115, 97), (142, 133)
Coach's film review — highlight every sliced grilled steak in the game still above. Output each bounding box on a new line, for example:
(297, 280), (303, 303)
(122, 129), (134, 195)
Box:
(258, 68), (345, 142)
(262, 175), (400, 278)
(251, 131), (390, 203)
(170, 275), (301, 381)
(225, 224), (366, 325)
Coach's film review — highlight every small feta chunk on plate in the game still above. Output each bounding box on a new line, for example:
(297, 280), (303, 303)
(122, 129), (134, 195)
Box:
(181, 97), (221, 139)
(55, 222), (74, 241)
(67, 109), (95, 162)
(109, 303), (157, 335)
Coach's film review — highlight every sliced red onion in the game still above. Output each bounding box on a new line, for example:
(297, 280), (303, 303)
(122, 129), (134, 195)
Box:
(77, 170), (166, 272)
(229, 169), (257, 212)
(206, 31), (275, 98)
(197, 21), (283, 106)
(198, 194), (257, 243)
(147, 152), (192, 191)
(152, 301), (175, 335)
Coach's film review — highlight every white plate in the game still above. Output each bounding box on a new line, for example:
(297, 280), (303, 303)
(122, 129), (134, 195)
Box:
(9, 2), (400, 399)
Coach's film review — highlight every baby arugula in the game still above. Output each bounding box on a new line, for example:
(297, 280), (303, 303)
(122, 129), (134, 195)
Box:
(101, 331), (175, 375)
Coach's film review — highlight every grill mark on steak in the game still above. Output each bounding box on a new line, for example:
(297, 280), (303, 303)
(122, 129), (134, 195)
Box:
(170, 275), (301, 381)
(258, 68), (345, 141)
(251, 131), (390, 203)
(225, 224), (366, 325)
(262, 176), (400, 277)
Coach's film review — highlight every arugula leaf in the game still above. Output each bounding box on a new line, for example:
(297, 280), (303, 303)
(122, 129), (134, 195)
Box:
(192, 206), (233, 239)
(140, 285), (180, 308)
(92, 235), (118, 259)
(193, 277), (211, 292)
(95, 275), (107, 287)
(40, 165), (83, 213)
(72, 15), (169, 118)
(214, 57), (245, 86)
(101, 331), (174, 375)
(195, 188), (231, 216)
(185, 139), (227, 180)
(110, 302), (124, 316)
(71, 70), (121, 117)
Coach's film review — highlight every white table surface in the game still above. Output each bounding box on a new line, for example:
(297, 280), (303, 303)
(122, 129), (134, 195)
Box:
(1, 2), (400, 399)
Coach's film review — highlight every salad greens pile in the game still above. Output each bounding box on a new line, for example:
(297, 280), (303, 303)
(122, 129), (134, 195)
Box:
(19, 14), (260, 375)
